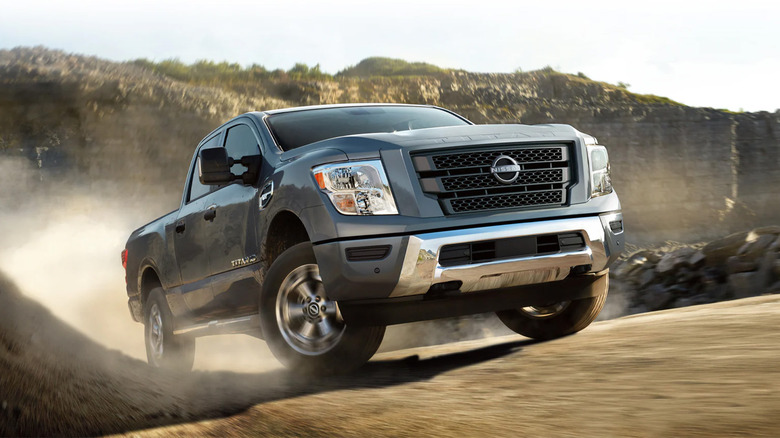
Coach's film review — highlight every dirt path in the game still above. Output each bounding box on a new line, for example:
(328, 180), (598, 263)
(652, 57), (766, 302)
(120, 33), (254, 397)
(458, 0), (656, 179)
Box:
(123, 295), (780, 437)
(2, 266), (779, 437)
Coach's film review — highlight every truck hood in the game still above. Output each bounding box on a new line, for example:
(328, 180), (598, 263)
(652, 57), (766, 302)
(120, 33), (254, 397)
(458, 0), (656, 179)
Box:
(360, 123), (581, 147)
(297, 123), (585, 161)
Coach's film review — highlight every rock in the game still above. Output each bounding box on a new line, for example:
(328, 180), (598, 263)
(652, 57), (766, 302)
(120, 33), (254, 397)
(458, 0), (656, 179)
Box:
(728, 272), (763, 299)
(737, 234), (776, 261)
(612, 253), (647, 277)
(689, 250), (706, 269)
(774, 257), (780, 278)
(656, 248), (694, 274)
(638, 269), (657, 289)
(769, 236), (780, 253)
(675, 267), (701, 285)
(749, 225), (780, 236)
(640, 250), (661, 264)
(702, 231), (749, 266)
(726, 256), (759, 274)
(642, 284), (674, 311)
(689, 293), (716, 305)
(769, 281), (780, 293)
(672, 297), (697, 308)
(702, 266), (727, 284)
(668, 284), (691, 297)
(758, 252), (778, 286)
(703, 282), (730, 300)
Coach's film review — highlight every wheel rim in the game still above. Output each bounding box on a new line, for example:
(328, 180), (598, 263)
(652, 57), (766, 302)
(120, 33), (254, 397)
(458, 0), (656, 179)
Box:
(276, 264), (345, 355)
(148, 303), (164, 362)
(520, 301), (570, 318)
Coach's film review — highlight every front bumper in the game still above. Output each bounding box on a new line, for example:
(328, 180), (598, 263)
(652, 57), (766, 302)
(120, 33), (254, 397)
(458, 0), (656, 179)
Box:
(314, 211), (623, 301)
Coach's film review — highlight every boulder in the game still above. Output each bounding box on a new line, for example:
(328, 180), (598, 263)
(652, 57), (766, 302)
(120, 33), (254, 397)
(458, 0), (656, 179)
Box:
(642, 284), (674, 311)
(702, 282), (730, 301)
(749, 225), (780, 236)
(638, 269), (657, 289)
(769, 236), (780, 253)
(758, 252), (778, 286)
(728, 272), (763, 299)
(774, 257), (780, 278)
(689, 250), (706, 269)
(668, 284), (691, 297)
(612, 253), (648, 278)
(672, 297), (695, 308)
(737, 234), (776, 261)
(656, 247), (694, 274)
(726, 256), (759, 274)
(702, 231), (749, 266)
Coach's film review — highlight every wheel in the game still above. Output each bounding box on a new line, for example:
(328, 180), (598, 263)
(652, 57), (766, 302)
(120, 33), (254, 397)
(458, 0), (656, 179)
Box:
(260, 242), (385, 375)
(496, 273), (608, 340)
(144, 287), (195, 371)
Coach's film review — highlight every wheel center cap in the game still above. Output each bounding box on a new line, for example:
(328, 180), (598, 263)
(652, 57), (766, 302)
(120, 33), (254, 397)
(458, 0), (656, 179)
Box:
(306, 302), (321, 317)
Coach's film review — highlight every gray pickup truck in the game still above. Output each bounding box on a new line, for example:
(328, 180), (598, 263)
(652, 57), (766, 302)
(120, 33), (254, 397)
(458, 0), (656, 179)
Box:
(122, 103), (623, 374)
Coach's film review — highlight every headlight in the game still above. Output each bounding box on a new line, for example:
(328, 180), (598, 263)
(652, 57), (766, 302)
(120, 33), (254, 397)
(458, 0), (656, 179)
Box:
(312, 160), (399, 215)
(587, 145), (613, 197)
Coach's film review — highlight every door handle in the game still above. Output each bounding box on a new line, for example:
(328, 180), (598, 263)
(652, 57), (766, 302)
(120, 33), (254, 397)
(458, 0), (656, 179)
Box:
(175, 220), (186, 234)
(204, 205), (217, 222)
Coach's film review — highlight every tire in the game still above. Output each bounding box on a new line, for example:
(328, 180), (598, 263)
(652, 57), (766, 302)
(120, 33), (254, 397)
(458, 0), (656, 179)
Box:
(144, 287), (195, 371)
(260, 242), (385, 375)
(496, 273), (608, 341)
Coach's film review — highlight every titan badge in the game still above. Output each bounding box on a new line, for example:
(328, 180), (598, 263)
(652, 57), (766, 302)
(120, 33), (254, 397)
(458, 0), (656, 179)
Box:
(231, 255), (258, 268)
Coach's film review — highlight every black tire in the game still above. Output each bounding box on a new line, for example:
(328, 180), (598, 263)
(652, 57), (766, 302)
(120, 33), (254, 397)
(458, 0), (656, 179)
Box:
(144, 287), (195, 371)
(496, 273), (608, 340)
(260, 242), (385, 375)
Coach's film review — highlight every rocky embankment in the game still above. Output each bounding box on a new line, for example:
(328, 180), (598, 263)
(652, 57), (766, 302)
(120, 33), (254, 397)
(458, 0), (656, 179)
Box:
(612, 227), (780, 313)
(2, 47), (779, 243)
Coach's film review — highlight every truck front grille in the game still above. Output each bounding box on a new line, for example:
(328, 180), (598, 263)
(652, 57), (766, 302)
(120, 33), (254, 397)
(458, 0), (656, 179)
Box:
(412, 144), (573, 215)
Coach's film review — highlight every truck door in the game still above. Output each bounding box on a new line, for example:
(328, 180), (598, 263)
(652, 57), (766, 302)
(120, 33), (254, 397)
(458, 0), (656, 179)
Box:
(203, 123), (262, 317)
(173, 134), (221, 318)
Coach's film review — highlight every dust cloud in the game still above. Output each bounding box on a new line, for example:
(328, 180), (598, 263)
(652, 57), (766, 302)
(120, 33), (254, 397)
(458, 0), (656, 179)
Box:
(0, 157), (279, 372)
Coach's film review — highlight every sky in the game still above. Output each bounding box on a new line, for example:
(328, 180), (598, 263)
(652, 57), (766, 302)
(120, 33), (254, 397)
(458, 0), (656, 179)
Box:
(1, 0), (778, 112)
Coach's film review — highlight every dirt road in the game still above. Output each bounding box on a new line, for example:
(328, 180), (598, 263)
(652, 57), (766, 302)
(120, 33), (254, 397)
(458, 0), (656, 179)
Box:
(2, 268), (779, 437)
(127, 295), (780, 437)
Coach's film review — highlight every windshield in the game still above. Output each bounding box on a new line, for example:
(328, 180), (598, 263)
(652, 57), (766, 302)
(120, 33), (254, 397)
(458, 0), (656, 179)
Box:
(266, 106), (470, 151)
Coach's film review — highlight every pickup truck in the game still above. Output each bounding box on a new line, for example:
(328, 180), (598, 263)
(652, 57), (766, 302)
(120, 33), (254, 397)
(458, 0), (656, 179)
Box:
(122, 103), (623, 374)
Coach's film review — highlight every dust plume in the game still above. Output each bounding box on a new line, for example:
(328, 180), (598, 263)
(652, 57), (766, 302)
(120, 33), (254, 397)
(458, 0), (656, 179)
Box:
(0, 156), (279, 372)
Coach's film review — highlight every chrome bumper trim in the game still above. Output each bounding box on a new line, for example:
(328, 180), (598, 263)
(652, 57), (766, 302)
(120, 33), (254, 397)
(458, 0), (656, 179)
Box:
(390, 213), (622, 298)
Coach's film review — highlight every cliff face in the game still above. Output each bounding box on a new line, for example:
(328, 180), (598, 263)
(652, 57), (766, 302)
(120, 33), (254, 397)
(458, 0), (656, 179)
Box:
(1, 47), (778, 242)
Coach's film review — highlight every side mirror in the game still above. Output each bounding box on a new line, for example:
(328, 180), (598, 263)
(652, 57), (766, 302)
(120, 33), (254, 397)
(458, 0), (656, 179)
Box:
(198, 148), (234, 185)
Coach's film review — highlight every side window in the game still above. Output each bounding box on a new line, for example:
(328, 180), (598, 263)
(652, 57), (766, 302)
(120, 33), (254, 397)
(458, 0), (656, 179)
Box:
(224, 124), (260, 174)
(187, 134), (221, 202)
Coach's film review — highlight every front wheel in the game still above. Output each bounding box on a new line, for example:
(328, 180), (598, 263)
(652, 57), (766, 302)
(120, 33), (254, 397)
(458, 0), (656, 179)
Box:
(144, 287), (195, 371)
(260, 242), (385, 375)
(496, 273), (608, 340)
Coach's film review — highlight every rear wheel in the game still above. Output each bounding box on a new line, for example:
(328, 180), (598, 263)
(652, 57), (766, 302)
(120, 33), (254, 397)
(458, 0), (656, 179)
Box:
(144, 287), (195, 371)
(260, 242), (385, 375)
(496, 274), (608, 340)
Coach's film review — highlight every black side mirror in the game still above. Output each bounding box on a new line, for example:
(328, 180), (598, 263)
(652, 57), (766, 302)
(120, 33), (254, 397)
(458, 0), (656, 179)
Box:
(198, 148), (234, 185)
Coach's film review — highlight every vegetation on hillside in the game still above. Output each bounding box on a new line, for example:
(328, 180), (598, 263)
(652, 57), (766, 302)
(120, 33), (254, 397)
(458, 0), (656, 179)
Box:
(337, 57), (449, 77)
(130, 58), (333, 87)
(128, 56), (682, 107)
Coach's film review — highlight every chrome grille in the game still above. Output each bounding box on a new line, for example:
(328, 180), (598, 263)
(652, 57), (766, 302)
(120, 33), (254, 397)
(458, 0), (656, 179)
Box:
(412, 144), (572, 215)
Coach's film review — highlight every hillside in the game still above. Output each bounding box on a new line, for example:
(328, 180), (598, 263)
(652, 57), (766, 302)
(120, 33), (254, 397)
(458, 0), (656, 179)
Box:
(1, 47), (779, 242)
